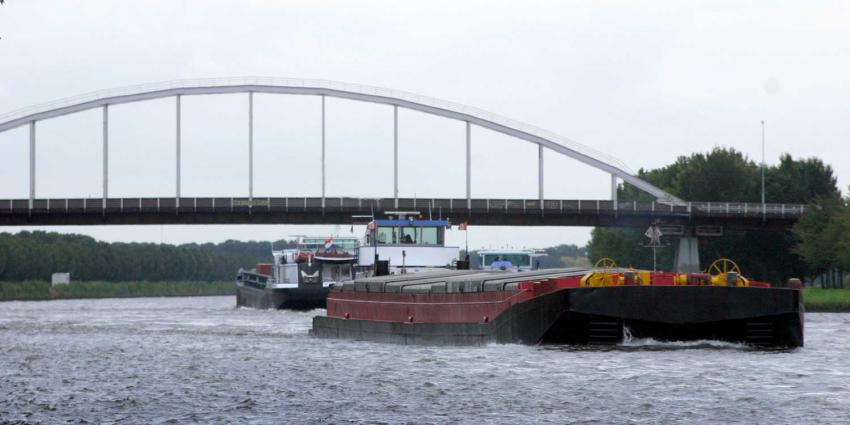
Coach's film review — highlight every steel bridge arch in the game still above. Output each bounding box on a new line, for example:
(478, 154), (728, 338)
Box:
(0, 77), (682, 203)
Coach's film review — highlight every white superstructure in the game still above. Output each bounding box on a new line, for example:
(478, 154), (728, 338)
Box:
(357, 213), (460, 274)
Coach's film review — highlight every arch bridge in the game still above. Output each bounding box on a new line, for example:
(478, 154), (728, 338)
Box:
(0, 77), (802, 232)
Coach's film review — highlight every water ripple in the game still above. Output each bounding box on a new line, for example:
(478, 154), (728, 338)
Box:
(0, 297), (848, 424)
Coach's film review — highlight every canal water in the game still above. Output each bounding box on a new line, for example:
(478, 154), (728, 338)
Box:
(1, 296), (848, 424)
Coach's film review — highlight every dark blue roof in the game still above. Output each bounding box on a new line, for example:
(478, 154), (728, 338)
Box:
(374, 219), (449, 227)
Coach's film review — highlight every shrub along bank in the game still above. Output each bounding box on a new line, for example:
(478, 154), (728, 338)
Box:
(0, 281), (234, 301)
(802, 288), (850, 312)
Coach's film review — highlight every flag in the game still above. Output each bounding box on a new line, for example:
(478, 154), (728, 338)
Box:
(324, 238), (334, 250)
(458, 222), (468, 231)
(367, 221), (377, 231)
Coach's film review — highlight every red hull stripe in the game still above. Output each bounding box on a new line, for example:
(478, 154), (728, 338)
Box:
(328, 290), (534, 324)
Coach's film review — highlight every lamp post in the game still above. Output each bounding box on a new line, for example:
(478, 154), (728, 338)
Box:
(761, 120), (766, 210)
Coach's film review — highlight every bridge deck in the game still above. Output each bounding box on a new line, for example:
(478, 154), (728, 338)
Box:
(0, 197), (803, 230)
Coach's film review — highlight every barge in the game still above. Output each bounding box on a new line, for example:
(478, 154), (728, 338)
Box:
(311, 259), (804, 348)
(236, 237), (358, 310)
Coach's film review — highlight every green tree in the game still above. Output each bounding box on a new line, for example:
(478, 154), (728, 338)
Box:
(794, 193), (850, 287)
(794, 198), (843, 273)
(589, 148), (839, 284)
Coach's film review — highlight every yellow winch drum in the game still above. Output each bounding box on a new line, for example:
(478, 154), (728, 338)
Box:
(706, 258), (749, 287)
(580, 258), (620, 287)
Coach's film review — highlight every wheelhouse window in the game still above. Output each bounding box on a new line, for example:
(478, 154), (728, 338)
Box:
(376, 227), (397, 244)
(400, 227), (416, 243)
(373, 225), (444, 245)
(419, 227), (440, 245)
(322, 263), (352, 283)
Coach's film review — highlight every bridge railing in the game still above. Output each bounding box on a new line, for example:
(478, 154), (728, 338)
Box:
(0, 197), (806, 219)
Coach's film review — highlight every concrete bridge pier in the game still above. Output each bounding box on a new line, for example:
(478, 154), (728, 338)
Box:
(674, 236), (700, 273)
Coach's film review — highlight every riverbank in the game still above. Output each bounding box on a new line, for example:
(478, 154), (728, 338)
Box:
(0, 281), (235, 301)
(803, 288), (850, 312)
(2, 282), (847, 311)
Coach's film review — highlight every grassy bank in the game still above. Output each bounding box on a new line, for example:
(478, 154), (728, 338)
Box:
(803, 288), (850, 312)
(5, 281), (846, 311)
(0, 280), (235, 301)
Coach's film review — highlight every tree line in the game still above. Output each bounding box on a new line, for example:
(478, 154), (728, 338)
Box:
(587, 147), (842, 286)
(2, 231), (594, 283)
(0, 231), (296, 282)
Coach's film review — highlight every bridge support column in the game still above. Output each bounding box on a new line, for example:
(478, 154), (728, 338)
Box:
(466, 121), (471, 209)
(321, 95), (326, 208)
(176, 95), (181, 203)
(674, 237), (700, 273)
(102, 105), (108, 202)
(538, 144), (544, 205)
(248, 92), (253, 203)
(611, 174), (618, 203)
(393, 105), (398, 208)
(28, 121), (35, 208)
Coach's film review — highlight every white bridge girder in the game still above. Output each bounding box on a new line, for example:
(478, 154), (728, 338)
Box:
(0, 78), (683, 204)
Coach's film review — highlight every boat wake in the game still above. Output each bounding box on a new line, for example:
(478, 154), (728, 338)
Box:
(619, 337), (751, 351)
(542, 328), (753, 352)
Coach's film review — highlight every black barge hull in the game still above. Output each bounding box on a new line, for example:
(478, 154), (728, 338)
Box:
(236, 284), (328, 310)
(312, 286), (803, 348)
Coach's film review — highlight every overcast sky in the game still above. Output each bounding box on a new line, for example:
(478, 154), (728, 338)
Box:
(0, 1), (848, 249)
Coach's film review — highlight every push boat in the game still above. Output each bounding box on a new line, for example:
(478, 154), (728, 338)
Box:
(311, 258), (804, 348)
(236, 236), (359, 310)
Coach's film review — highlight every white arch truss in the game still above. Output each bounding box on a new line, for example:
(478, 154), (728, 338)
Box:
(0, 77), (682, 203)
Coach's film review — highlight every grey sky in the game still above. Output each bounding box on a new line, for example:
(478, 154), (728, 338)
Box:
(0, 1), (848, 249)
